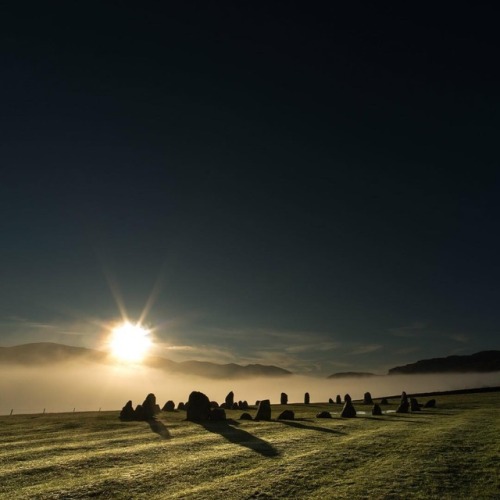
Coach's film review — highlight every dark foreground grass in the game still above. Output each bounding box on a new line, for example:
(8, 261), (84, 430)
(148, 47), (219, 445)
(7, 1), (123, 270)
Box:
(1, 392), (499, 499)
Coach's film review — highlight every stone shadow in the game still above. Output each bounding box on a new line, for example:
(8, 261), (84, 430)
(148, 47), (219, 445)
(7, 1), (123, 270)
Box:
(277, 419), (344, 435)
(197, 418), (278, 457)
(148, 418), (171, 439)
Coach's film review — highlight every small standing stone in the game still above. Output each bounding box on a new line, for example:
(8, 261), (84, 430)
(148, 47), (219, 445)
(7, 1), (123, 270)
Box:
(280, 392), (288, 405)
(363, 392), (373, 405)
(316, 411), (332, 419)
(278, 410), (295, 420)
(372, 403), (382, 416)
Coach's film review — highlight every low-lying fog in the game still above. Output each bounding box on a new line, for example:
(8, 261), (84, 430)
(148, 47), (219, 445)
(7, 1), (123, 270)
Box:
(1, 364), (499, 415)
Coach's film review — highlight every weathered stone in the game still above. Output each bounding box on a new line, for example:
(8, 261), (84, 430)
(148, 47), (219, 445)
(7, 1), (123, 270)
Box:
(380, 398), (389, 405)
(255, 400), (260, 406)
(177, 402), (186, 410)
(410, 397), (421, 412)
(336, 395), (342, 404)
(329, 398), (334, 404)
(340, 400), (356, 418)
(344, 393), (352, 403)
(240, 401), (249, 410)
(304, 392), (310, 404)
(162, 400), (175, 412)
(239, 412), (253, 420)
(225, 391), (234, 408)
(134, 404), (145, 421)
(316, 411), (332, 418)
(278, 410), (295, 420)
(232, 402), (239, 410)
(396, 392), (409, 413)
(255, 399), (272, 421)
(141, 393), (157, 420)
(186, 391), (211, 421)
(209, 408), (226, 421)
(363, 392), (373, 405)
(424, 399), (436, 408)
(281, 392), (288, 405)
(372, 403), (382, 416)
(210, 401), (219, 408)
(119, 400), (135, 421)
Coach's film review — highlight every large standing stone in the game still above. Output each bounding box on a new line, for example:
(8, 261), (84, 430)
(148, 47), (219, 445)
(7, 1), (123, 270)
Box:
(396, 391), (409, 413)
(280, 392), (288, 405)
(372, 403), (382, 416)
(225, 391), (234, 408)
(424, 399), (436, 408)
(119, 400), (135, 421)
(304, 392), (310, 404)
(186, 391), (211, 421)
(278, 410), (295, 420)
(142, 393), (157, 420)
(340, 400), (356, 418)
(255, 399), (272, 421)
(363, 392), (373, 405)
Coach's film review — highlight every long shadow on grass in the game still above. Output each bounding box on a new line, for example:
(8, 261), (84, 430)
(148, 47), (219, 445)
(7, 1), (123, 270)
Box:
(197, 419), (278, 457)
(147, 418), (171, 439)
(277, 419), (344, 435)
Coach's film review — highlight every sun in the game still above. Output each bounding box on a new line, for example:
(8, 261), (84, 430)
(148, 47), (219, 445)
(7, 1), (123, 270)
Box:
(109, 322), (152, 362)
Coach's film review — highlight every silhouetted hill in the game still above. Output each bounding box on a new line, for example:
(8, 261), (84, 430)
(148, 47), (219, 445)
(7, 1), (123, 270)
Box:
(0, 342), (292, 379)
(327, 371), (376, 379)
(388, 350), (500, 375)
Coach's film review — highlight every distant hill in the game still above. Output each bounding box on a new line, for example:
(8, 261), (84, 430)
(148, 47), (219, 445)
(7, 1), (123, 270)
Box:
(327, 372), (376, 379)
(0, 342), (292, 379)
(388, 350), (500, 375)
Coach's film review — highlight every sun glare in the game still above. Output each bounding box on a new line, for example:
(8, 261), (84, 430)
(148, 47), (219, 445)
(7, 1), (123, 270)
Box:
(109, 322), (151, 362)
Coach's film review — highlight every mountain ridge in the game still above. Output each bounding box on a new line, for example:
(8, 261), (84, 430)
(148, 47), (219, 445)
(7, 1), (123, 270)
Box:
(0, 342), (292, 379)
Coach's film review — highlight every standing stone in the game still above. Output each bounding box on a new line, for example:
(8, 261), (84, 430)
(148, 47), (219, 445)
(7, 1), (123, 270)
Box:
(210, 401), (219, 408)
(316, 411), (332, 419)
(336, 395), (342, 404)
(424, 399), (436, 408)
(372, 403), (382, 416)
(142, 393), (157, 420)
(380, 398), (389, 405)
(209, 408), (226, 421)
(278, 410), (295, 420)
(340, 400), (356, 418)
(255, 399), (272, 421)
(240, 401), (249, 410)
(329, 398), (334, 404)
(396, 392), (409, 413)
(410, 397), (421, 412)
(304, 392), (310, 404)
(225, 391), (234, 408)
(177, 402), (186, 410)
(344, 393), (352, 403)
(281, 392), (288, 405)
(119, 400), (135, 421)
(134, 404), (145, 421)
(240, 412), (253, 420)
(162, 400), (175, 412)
(363, 392), (373, 405)
(186, 391), (211, 421)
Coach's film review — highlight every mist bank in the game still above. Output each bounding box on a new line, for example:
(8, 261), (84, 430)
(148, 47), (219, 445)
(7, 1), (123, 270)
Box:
(1, 363), (499, 415)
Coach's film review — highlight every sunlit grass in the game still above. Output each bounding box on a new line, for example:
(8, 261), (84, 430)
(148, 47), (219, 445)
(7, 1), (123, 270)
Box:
(0, 392), (499, 499)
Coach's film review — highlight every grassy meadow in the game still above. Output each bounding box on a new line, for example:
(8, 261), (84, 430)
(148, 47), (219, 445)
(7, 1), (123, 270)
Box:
(1, 391), (499, 499)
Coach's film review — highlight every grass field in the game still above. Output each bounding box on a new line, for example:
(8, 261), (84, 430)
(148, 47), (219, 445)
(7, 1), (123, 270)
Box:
(1, 392), (499, 499)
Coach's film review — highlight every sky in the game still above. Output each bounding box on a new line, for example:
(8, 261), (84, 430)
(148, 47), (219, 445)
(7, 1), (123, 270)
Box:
(1, 2), (499, 376)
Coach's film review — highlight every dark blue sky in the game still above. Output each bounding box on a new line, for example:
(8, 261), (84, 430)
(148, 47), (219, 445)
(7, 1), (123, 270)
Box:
(1, 2), (499, 374)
